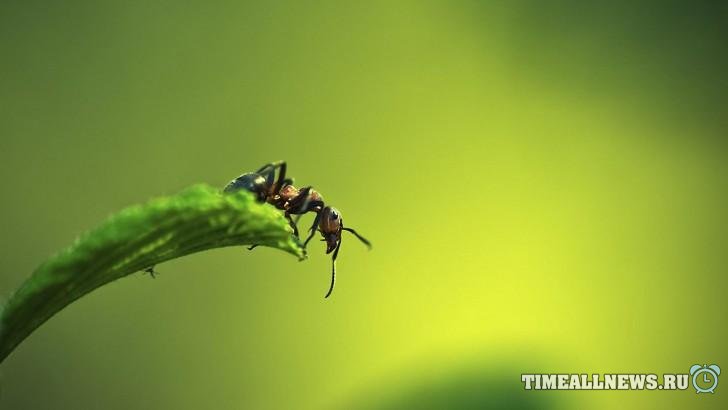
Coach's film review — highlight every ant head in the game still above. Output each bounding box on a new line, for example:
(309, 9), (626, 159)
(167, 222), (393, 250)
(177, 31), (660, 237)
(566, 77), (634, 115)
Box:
(319, 207), (342, 253)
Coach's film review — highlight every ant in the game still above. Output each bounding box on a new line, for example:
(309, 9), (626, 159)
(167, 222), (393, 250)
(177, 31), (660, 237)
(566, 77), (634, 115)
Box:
(225, 161), (371, 298)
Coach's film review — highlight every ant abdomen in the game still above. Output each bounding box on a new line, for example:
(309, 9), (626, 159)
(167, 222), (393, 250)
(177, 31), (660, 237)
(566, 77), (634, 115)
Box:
(224, 173), (267, 200)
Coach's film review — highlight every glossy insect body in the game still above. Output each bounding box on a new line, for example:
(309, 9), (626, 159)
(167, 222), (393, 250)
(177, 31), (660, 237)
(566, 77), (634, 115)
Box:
(226, 162), (371, 298)
(224, 172), (268, 201)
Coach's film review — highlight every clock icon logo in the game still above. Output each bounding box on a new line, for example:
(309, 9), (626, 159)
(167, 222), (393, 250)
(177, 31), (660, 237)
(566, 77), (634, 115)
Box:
(690, 364), (720, 394)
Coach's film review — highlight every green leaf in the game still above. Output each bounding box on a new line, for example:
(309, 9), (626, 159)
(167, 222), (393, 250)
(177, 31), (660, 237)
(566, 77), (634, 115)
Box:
(0, 184), (304, 363)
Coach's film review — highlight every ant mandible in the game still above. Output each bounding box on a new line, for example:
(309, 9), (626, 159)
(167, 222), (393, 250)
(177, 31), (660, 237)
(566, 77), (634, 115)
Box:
(224, 161), (371, 298)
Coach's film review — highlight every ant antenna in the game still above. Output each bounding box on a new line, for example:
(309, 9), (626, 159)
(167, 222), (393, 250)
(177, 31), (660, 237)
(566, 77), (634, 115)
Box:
(325, 264), (336, 298)
(342, 227), (372, 249)
(325, 240), (342, 298)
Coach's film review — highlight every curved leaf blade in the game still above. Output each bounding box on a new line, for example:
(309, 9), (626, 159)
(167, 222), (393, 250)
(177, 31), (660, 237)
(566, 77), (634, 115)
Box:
(0, 184), (304, 363)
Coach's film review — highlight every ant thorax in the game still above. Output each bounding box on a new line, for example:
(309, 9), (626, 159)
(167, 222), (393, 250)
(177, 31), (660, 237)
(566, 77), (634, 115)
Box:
(308, 190), (323, 203)
(279, 185), (299, 201)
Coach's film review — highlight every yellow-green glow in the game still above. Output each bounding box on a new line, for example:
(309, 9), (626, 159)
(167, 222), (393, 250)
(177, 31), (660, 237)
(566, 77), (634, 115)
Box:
(1, 2), (725, 409)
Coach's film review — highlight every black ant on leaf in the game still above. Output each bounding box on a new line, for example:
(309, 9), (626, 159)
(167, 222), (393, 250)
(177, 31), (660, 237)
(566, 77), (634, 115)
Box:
(224, 161), (371, 298)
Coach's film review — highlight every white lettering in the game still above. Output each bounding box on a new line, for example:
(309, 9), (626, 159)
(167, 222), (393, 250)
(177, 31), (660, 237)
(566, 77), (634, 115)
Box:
(558, 374), (569, 389)
(629, 374), (646, 389)
(592, 374), (604, 390)
(617, 374), (629, 389)
(676, 374), (688, 390)
(604, 374), (616, 390)
(664, 374), (676, 389)
(645, 374), (658, 390)
(542, 374), (556, 390)
(521, 374), (535, 389)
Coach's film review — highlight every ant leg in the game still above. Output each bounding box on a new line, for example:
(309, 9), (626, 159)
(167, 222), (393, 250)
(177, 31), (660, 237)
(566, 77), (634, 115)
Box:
(256, 161), (287, 194)
(303, 211), (322, 248)
(256, 160), (285, 174)
(256, 161), (286, 174)
(144, 266), (157, 278)
(297, 199), (323, 215)
(272, 162), (287, 194)
(325, 240), (342, 298)
(257, 165), (276, 188)
(287, 186), (311, 212)
(247, 245), (259, 250)
(342, 226), (372, 249)
(288, 186), (324, 214)
(285, 212), (299, 237)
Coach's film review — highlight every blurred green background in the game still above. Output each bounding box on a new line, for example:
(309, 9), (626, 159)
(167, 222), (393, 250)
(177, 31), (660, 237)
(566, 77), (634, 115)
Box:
(1, 1), (726, 409)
